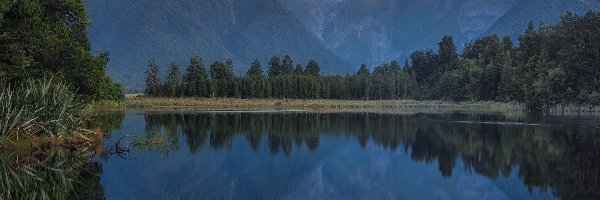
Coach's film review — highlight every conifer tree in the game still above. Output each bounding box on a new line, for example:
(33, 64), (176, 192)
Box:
(144, 59), (161, 96)
(305, 60), (320, 76)
(282, 55), (294, 75)
(165, 61), (181, 97)
(294, 64), (304, 75)
(268, 56), (281, 77)
(246, 59), (263, 77)
(438, 35), (458, 71)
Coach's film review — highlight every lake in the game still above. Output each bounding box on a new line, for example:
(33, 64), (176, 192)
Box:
(2, 110), (600, 199)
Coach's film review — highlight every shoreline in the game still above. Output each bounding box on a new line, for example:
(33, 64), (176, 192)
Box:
(0, 131), (105, 156)
(95, 97), (526, 112)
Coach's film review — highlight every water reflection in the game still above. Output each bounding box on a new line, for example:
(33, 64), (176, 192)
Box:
(129, 111), (600, 199)
(0, 151), (104, 199)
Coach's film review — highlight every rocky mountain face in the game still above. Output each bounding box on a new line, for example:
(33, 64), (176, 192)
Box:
(280, 0), (599, 69)
(279, 0), (519, 68)
(484, 0), (600, 39)
(85, 0), (351, 89)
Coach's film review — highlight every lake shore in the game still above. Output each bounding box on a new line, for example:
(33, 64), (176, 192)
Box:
(0, 131), (105, 155)
(95, 97), (526, 112)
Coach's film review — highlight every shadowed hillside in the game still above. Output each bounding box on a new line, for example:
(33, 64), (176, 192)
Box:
(85, 0), (351, 89)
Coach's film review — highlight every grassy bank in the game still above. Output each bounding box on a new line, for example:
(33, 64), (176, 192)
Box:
(96, 97), (526, 112)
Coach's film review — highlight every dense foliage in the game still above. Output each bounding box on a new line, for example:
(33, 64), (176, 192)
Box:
(144, 11), (599, 110)
(0, 0), (123, 101)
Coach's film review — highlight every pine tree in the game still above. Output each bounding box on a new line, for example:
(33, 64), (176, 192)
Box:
(268, 56), (281, 77)
(282, 55), (294, 75)
(165, 61), (181, 97)
(246, 59), (263, 77)
(294, 64), (304, 75)
(183, 56), (207, 97)
(438, 35), (458, 71)
(355, 64), (371, 100)
(305, 60), (320, 76)
(144, 59), (161, 96)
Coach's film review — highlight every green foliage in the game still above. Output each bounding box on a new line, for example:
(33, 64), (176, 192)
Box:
(0, 77), (86, 142)
(0, 0), (123, 101)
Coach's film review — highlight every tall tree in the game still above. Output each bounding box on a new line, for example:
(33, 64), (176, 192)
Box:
(165, 61), (181, 97)
(183, 56), (207, 97)
(268, 56), (281, 77)
(144, 59), (161, 96)
(294, 64), (304, 75)
(246, 59), (263, 77)
(225, 58), (235, 79)
(305, 60), (321, 76)
(438, 35), (458, 71)
(282, 55), (294, 75)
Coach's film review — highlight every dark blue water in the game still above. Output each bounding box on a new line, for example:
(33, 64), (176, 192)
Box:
(3, 110), (600, 199)
(95, 111), (600, 200)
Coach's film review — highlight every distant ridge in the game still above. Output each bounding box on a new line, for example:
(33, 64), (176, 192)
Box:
(85, 0), (351, 89)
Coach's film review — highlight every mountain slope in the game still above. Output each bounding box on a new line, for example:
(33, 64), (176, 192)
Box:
(279, 0), (519, 68)
(85, 0), (351, 89)
(484, 0), (600, 40)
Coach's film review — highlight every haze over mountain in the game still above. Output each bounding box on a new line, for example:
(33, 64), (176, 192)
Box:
(85, 0), (351, 89)
(84, 0), (599, 89)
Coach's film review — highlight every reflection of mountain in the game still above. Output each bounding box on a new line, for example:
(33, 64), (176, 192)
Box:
(112, 111), (600, 199)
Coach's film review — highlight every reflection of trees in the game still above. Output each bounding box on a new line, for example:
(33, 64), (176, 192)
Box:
(0, 152), (104, 199)
(88, 111), (125, 133)
(143, 111), (600, 199)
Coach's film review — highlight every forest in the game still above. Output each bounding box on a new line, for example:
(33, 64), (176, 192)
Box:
(145, 11), (600, 111)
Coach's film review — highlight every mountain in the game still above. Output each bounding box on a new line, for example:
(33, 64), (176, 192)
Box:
(85, 0), (600, 89)
(84, 0), (351, 89)
(278, 0), (520, 68)
(484, 0), (600, 40)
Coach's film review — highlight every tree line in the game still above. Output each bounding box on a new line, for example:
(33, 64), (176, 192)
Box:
(145, 11), (600, 110)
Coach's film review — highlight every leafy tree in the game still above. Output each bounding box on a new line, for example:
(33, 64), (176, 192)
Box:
(0, 0), (123, 100)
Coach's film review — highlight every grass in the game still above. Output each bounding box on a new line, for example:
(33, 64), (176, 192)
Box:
(131, 134), (176, 147)
(105, 96), (525, 112)
(0, 78), (90, 144)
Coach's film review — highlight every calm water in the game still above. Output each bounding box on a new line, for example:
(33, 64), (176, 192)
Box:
(3, 110), (600, 199)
